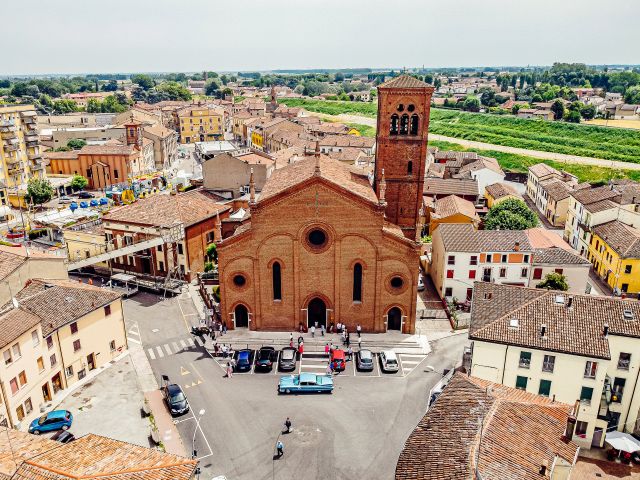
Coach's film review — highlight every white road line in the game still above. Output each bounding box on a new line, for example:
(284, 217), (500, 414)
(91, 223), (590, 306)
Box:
(400, 360), (422, 365)
(179, 340), (187, 349)
(155, 346), (164, 358)
(127, 336), (141, 345)
(352, 358), (356, 376)
(163, 344), (172, 356)
(147, 348), (156, 360)
(186, 338), (195, 347)
(128, 328), (140, 335)
(171, 342), (180, 353)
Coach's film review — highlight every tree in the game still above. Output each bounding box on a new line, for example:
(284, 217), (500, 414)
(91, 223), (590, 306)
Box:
(550, 99), (565, 120)
(206, 243), (218, 263)
(156, 82), (191, 101)
(102, 80), (118, 92)
(25, 178), (54, 205)
(536, 272), (569, 291)
(131, 74), (155, 90)
(479, 87), (497, 107)
(52, 99), (78, 114)
(484, 198), (538, 230)
(67, 139), (87, 150)
(625, 85), (640, 104)
(70, 174), (89, 191)
(564, 109), (581, 123)
(205, 79), (221, 97)
(580, 104), (596, 120)
(462, 96), (480, 112)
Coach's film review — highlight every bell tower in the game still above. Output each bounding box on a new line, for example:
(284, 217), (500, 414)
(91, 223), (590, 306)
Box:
(373, 75), (434, 241)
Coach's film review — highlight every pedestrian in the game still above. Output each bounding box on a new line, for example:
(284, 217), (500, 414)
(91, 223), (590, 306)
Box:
(356, 323), (362, 337)
(329, 322), (335, 333)
(229, 347), (235, 359)
(337, 321), (342, 333)
(231, 357), (237, 369)
(327, 362), (333, 375)
(213, 343), (219, 356)
(222, 322), (227, 334)
(324, 343), (330, 355)
(222, 344), (228, 358)
(321, 324), (325, 336)
(341, 330), (346, 345)
(289, 339), (294, 349)
(347, 346), (353, 360)
(298, 341), (304, 356)
(357, 336), (362, 349)
(299, 323), (304, 333)
(284, 417), (292, 433)
(310, 325), (315, 338)
(276, 440), (284, 457)
(226, 362), (233, 378)
(218, 323), (223, 336)
(346, 333), (350, 347)
(289, 332), (293, 344)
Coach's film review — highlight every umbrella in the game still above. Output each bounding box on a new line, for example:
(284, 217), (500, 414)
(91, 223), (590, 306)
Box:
(605, 431), (640, 453)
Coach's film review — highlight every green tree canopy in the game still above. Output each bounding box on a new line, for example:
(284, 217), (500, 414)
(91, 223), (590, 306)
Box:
(26, 178), (54, 205)
(550, 99), (565, 120)
(70, 174), (89, 191)
(536, 272), (569, 291)
(131, 74), (155, 90)
(484, 198), (538, 230)
(67, 138), (87, 150)
(206, 243), (218, 263)
(625, 85), (640, 104)
(462, 96), (480, 112)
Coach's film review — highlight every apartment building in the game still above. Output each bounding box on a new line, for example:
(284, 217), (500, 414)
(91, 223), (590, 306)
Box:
(526, 163), (564, 203)
(564, 181), (640, 256)
(427, 194), (479, 234)
(177, 104), (224, 143)
(485, 182), (520, 207)
(202, 151), (275, 199)
(588, 220), (640, 295)
(455, 156), (505, 196)
(0, 105), (45, 206)
(469, 282), (640, 450)
(0, 279), (126, 429)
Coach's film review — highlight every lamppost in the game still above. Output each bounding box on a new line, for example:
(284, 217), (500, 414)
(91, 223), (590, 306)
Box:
(192, 408), (205, 459)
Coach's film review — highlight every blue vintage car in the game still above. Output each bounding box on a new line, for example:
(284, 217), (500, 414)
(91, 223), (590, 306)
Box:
(278, 373), (334, 394)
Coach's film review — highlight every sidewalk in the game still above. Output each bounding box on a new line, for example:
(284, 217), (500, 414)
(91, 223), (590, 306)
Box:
(145, 390), (188, 457)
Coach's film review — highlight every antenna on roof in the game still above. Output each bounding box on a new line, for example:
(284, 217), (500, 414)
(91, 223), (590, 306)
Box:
(314, 141), (320, 175)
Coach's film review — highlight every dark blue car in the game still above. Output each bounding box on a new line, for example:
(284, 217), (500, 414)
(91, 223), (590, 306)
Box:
(29, 410), (73, 435)
(235, 349), (252, 372)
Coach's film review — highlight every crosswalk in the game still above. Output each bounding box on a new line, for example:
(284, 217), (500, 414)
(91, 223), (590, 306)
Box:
(399, 354), (427, 376)
(146, 336), (206, 360)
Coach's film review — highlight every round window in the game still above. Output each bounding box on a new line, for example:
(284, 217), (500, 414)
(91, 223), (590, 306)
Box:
(233, 274), (246, 287)
(407, 104), (415, 112)
(390, 276), (404, 289)
(397, 104), (404, 112)
(308, 229), (327, 247)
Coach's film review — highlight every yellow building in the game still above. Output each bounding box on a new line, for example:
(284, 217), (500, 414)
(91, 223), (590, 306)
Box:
(63, 220), (108, 267)
(176, 104), (224, 144)
(428, 194), (479, 234)
(589, 220), (640, 295)
(484, 182), (520, 208)
(0, 105), (46, 206)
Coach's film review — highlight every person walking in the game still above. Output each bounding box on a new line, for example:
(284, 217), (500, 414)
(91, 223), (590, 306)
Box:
(357, 336), (362, 349)
(276, 440), (284, 458)
(218, 323), (223, 336)
(298, 341), (304, 356)
(347, 346), (353, 361)
(290, 332), (293, 344)
(327, 362), (333, 375)
(226, 361), (233, 378)
(284, 417), (292, 433)
(345, 333), (350, 348)
(356, 323), (362, 337)
(324, 343), (330, 355)
(310, 325), (315, 338)
(222, 322), (227, 334)
(321, 324), (325, 337)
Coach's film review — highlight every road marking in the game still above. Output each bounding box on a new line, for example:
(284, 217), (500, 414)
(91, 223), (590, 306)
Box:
(155, 346), (164, 358)
(127, 336), (141, 345)
(179, 340), (187, 349)
(128, 327), (139, 335)
(171, 342), (180, 352)
(186, 338), (195, 347)
(352, 358), (356, 376)
(147, 348), (156, 360)
(181, 366), (190, 376)
(163, 344), (172, 356)
(189, 362), (205, 383)
(176, 295), (192, 334)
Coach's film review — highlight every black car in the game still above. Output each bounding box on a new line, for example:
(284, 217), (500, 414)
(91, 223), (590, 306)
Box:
(51, 430), (75, 443)
(278, 347), (297, 372)
(234, 349), (253, 372)
(162, 383), (189, 416)
(255, 346), (277, 371)
(77, 191), (94, 199)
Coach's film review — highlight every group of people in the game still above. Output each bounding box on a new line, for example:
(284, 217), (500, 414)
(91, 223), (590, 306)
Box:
(275, 417), (293, 458)
(212, 343), (234, 358)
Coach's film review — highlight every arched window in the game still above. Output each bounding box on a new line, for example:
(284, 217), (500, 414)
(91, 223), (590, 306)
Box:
(407, 161), (413, 175)
(272, 262), (282, 300)
(390, 114), (399, 135)
(353, 263), (363, 302)
(400, 114), (409, 135)
(410, 115), (419, 135)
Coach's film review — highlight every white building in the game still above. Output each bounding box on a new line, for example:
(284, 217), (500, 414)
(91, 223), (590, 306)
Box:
(455, 156), (505, 196)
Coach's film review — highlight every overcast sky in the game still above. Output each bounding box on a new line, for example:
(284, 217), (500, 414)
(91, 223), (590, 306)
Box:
(3, 0), (639, 75)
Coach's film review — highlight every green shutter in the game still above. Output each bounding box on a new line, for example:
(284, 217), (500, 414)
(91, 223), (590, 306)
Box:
(538, 379), (551, 397)
(580, 386), (594, 403)
(516, 375), (528, 390)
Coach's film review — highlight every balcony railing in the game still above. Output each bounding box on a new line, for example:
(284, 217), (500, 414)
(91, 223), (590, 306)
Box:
(542, 361), (555, 373)
(519, 358), (531, 369)
(3, 143), (18, 152)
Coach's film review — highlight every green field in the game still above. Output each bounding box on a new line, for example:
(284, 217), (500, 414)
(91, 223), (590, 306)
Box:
(279, 99), (640, 164)
(346, 122), (640, 184)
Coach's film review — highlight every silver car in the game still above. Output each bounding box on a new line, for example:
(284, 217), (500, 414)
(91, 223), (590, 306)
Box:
(356, 349), (374, 371)
(380, 350), (399, 373)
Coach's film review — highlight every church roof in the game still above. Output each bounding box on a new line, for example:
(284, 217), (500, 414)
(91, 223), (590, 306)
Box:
(379, 75), (432, 89)
(259, 155), (378, 205)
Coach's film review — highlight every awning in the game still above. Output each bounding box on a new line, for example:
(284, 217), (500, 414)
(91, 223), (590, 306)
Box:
(605, 431), (640, 453)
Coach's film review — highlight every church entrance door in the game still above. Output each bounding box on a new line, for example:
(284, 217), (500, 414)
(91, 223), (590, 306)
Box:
(307, 297), (327, 328)
(234, 304), (249, 328)
(387, 307), (402, 331)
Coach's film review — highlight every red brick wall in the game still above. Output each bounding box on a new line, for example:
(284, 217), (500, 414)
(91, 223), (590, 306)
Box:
(218, 180), (420, 333)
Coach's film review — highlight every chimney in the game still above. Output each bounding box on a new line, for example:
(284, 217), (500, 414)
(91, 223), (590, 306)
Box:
(566, 297), (573, 309)
(540, 324), (546, 337)
(514, 241), (520, 251)
(603, 323), (609, 336)
(563, 406), (577, 441)
(539, 461), (548, 476)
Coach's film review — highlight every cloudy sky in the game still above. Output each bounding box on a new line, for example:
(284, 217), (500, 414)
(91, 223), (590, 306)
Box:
(3, 0), (639, 75)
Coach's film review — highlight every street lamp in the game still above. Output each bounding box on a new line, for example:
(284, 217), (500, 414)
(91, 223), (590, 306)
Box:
(192, 409), (205, 459)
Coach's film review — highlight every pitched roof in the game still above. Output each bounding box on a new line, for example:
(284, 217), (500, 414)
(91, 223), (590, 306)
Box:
(432, 195), (478, 220)
(524, 227), (572, 250)
(79, 144), (137, 156)
(379, 75), (432, 89)
(395, 373), (578, 480)
(0, 428), (57, 479)
(318, 134), (375, 149)
(539, 179), (572, 201)
(0, 250), (28, 282)
(583, 199), (618, 214)
(592, 220), (640, 258)
(103, 189), (230, 228)
(0, 308), (42, 350)
(571, 185), (621, 205)
(424, 178), (479, 197)
(529, 163), (561, 179)
(532, 247), (590, 265)
(259, 155), (378, 205)
(469, 282), (640, 359)
(436, 223), (532, 252)
(485, 182), (519, 200)
(10, 279), (121, 337)
(458, 156), (504, 176)
(43, 150), (79, 160)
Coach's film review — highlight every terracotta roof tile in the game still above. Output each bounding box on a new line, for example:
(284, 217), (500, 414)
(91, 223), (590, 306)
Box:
(539, 180), (572, 201)
(424, 178), (479, 197)
(532, 247), (590, 265)
(79, 144), (137, 156)
(529, 163), (561, 178)
(485, 182), (519, 200)
(0, 250), (27, 282)
(458, 156), (504, 176)
(0, 308), (41, 349)
(0, 428), (57, 478)
(592, 220), (640, 258)
(437, 223), (532, 252)
(432, 195), (478, 220)
(380, 75), (432, 89)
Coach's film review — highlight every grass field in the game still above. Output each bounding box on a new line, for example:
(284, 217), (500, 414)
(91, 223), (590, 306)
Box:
(585, 119), (640, 130)
(279, 98), (640, 164)
(346, 122), (640, 184)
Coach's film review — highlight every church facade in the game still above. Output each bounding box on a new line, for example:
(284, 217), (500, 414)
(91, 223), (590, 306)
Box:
(217, 76), (434, 334)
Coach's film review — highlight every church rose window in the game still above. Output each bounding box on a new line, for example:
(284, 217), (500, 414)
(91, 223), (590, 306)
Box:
(233, 274), (247, 287)
(308, 229), (327, 248)
(407, 104), (415, 112)
(390, 276), (404, 289)
(397, 104), (404, 112)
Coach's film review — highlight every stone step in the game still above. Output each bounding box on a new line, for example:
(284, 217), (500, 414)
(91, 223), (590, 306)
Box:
(209, 338), (426, 354)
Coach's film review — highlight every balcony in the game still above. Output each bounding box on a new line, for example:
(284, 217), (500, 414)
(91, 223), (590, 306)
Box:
(1, 129), (17, 139)
(30, 161), (45, 171)
(577, 221), (591, 233)
(3, 143), (18, 152)
(20, 110), (37, 119)
(27, 152), (42, 161)
(24, 134), (38, 142)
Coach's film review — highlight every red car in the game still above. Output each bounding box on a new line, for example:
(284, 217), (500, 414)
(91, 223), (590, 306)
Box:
(330, 349), (346, 372)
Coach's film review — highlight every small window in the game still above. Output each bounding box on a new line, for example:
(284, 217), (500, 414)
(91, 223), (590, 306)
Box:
(390, 276), (404, 289)
(10, 377), (18, 394)
(618, 352), (631, 370)
(447, 255), (455, 265)
(499, 268), (506, 278)
(73, 340), (81, 352)
(538, 379), (551, 397)
(114, 169), (119, 179)
(523, 254), (530, 263)
(521, 267), (528, 278)
(12, 343), (21, 360)
(410, 114), (419, 135)
(65, 366), (74, 377)
(501, 254), (507, 263)
(625, 265), (632, 274)
(446, 270), (454, 279)
(399, 114), (409, 135)
(390, 114), (399, 135)
(24, 398), (33, 414)
(233, 274), (246, 288)
(468, 270), (476, 279)
(157, 244), (163, 252)
(18, 371), (27, 386)
(16, 405), (25, 421)
(580, 386), (594, 404)
(110, 340), (116, 351)
(46, 335), (53, 349)
(273, 262), (283, 301)
(70, 322), (78, 334)
(542, 354), (555, 373)
(4, 350), (12, 366)
(515, 375), (528, 390)
(486, 254), (492, 263)
(519, 351), (531, 369)
(555, 268), (563, 274)
(31, 330), (39, 346)
(37, 357), (44, 372)
(533, 268), (543, 280)
(352, 263), (362, 303)
(308, 229), (327, 247)
(177, 243), (184, 255)
(584, 361), (598, 378)
(397, 104), (404, 112)
(612, 377), (626, 403)
(407, 161), (413, 175)
(575, 420), (588, 437)
(444, 287), (453, 297)
(50, 354), (57, 367)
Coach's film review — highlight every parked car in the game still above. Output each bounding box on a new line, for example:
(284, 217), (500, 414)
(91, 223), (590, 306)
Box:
(278, 373), (334, 394)
(59, 196), (73, 204)
(330, 349), (346, 372)
(51, 430), (76, 443)
(235, 349), (253, 372)
(356, 349), (374, 371)
(278, 347), (297, 371)
(162, 383), (189, 416)
(255, 346), (277, 371)
(417, 272), (425, 292)
(380, 350), (400, 373)
(29, 410), (73, 435)
(76, 191), (94, 199)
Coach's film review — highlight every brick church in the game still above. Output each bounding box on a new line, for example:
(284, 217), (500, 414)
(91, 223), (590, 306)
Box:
(217, 76), (434, 333)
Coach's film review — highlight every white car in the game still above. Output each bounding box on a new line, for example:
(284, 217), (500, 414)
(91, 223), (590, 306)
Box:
(417, 273), (425, 292)
(379, 350), (399, 373)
